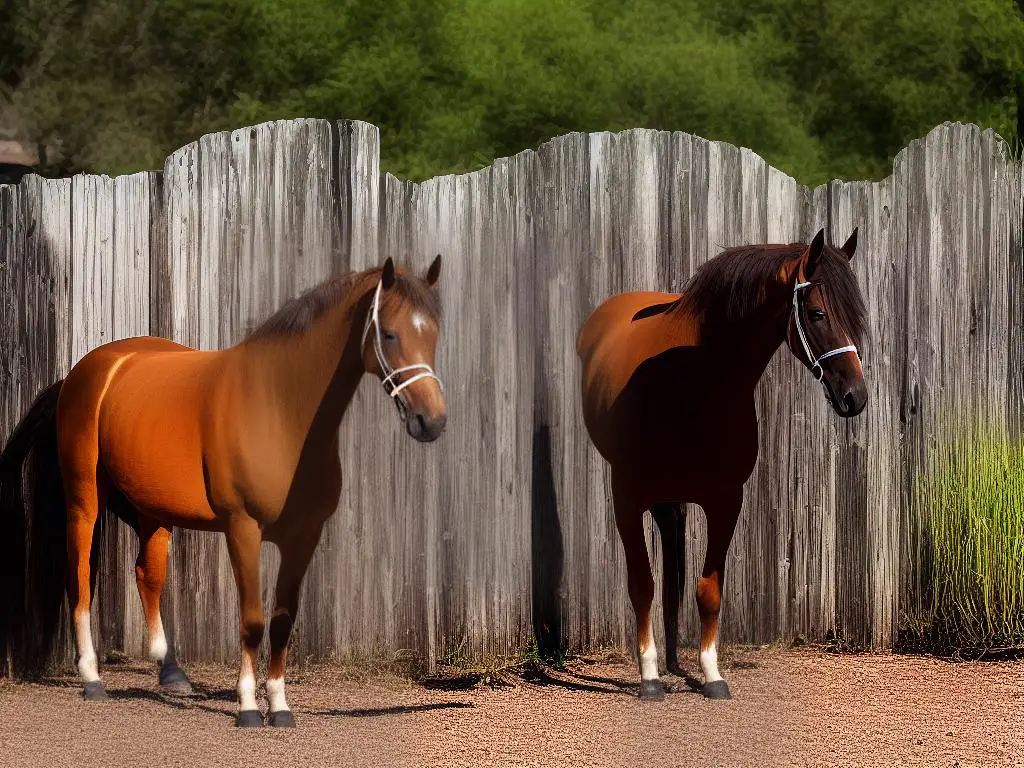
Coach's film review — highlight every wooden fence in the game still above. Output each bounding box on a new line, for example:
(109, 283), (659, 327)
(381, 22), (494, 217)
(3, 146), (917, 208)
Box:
(1, 119), (1021, 672)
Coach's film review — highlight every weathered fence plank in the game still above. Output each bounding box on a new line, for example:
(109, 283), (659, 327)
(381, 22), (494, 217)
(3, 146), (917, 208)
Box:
(1, 120), (1021, 674)
(103, 172), (157, 661)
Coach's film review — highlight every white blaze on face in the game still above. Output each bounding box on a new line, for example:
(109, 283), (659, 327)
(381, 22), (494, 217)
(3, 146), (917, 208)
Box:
(700, 641), (723, 683)
(75, 612), (100, 683)
(149, 615), (168, 663)
(411, 311), (428, 334)
(266, 677), (289, 713)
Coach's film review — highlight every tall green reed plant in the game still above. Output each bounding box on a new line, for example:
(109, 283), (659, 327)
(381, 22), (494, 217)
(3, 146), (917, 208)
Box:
(913, 424), (1024, 654)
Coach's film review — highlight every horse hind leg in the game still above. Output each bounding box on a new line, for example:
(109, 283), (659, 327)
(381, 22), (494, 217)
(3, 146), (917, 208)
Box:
(133, 515), (193, 695)
(614, 484), (663, 702)
(696, 490), (742, 700)
(64, 472), (110, 701)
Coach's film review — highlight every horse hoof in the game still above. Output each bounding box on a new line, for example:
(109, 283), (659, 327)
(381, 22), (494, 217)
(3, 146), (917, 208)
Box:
(82, 681), (108, 701)
(703, 679), (732, 700)
(159, 663), (194, 696)
(268, 710), (296, 728)
(638, 680), (666, 702)
(236, 710), (264, 728)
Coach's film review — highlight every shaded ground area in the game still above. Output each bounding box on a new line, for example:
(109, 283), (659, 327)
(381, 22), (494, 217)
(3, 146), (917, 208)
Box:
(0, 646), (1020, 767)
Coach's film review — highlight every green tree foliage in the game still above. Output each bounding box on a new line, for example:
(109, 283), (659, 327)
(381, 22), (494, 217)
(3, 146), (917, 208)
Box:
(2, 0), (1022, 184)
(704, 0), (1024, 179)
(1, 0), (265, 174)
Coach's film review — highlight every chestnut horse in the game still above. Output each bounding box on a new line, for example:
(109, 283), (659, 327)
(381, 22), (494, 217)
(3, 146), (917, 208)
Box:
(578, 229), (867, 701)
(0, 256), (447, 727)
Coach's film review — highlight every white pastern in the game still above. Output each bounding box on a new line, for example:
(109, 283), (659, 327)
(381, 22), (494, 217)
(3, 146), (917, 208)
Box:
(238, 672), (258, 712)
(266, 677), (289, 713)
(700, 642), (723, 683)
(75, 613), (100, 683)
(148, 616), (168, 663)
(639, 641), (659, 681)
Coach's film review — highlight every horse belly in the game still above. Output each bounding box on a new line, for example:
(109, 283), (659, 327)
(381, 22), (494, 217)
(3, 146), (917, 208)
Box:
(603, 379), (760, 504)
(98, 364), (219, 528)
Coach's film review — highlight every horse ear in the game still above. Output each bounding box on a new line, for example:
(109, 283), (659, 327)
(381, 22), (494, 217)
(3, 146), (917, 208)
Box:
(382, 257), (396, 289)
(803, 228), (826, 277)
(425, 254), (442, 287)
(841, 228), (858, 261)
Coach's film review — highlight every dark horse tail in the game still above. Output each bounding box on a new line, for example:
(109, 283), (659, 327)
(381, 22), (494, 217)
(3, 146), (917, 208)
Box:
(0, 380), (86, 679)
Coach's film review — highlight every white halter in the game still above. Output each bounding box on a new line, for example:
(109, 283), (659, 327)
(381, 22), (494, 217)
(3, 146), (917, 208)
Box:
(361, 280), (443, 414)
(792, 281), (859, 381)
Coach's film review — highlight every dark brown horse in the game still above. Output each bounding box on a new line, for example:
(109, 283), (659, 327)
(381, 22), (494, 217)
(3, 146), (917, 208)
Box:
(0, 256), (447, 726)
(577, 229), (867, 700)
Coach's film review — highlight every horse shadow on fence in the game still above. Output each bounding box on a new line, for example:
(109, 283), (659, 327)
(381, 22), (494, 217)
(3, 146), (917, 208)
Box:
(0, 223), (82, 680)
(530, 424), (565, 662)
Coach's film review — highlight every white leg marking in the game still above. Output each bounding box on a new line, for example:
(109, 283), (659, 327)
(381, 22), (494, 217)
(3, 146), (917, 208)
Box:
(75, 612), (100, 683)
(700, 641), (723, 683)
(148, 616), (168, 663)
(639, 642), (659, 681)
(266, 677), (289, 713)
(638, 617), (659, 681)
(238, 671), (258, 712)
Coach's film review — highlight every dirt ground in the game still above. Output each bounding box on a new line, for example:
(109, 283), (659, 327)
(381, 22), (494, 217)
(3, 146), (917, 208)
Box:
(0, 646), (1020, 768)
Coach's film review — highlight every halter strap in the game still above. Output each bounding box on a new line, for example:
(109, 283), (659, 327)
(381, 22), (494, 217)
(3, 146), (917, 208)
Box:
(792, 281), (859, 381)
(361, 280), (443, 412)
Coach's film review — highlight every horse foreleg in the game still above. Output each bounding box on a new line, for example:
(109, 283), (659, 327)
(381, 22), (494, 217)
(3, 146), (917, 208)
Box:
(65, 476), (109, 701)
(696, 489), (741, 700)
(225, 513), (265, 727)
(134, 519), (192, 695)
(652, 502), (686, 677)
(614, 483), (662, 702)
(265, 524), (324, 728)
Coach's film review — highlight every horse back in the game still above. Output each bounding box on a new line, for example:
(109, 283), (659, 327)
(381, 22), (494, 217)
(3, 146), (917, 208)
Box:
(576, 291), (681, 361)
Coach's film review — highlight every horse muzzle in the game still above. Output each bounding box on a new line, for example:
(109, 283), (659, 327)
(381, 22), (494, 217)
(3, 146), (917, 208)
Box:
(822, 379), (868, 419)
(406, 411), (447, 442)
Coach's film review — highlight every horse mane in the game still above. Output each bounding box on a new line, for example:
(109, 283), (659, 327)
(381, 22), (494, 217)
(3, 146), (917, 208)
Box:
(679, 243), (867, 346)
(246, 266), (441, 342)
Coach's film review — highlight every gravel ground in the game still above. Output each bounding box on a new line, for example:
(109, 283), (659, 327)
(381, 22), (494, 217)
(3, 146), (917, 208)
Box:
(0, 646), (1020, 768)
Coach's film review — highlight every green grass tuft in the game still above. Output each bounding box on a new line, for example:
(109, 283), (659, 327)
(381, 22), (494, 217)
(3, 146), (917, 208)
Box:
(911, 424), (1024, 655)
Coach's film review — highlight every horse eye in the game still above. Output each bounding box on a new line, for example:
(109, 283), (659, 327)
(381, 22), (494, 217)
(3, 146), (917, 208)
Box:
(808, 309), (826, 322)
(382, 329), (398, 343)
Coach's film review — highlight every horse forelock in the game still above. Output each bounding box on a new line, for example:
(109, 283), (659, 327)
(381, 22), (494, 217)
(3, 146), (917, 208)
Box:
(811, 244), (867, 349)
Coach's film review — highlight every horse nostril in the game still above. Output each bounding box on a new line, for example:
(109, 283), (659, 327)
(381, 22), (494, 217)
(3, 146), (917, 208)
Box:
(843, 392), (856, 413)
(415, 413), (427, 433)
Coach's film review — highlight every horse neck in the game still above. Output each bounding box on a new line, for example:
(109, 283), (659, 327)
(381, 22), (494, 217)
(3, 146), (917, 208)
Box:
(672, 283), (792, 389)
(720, 301), (792, 386)
(240, 290), (370, 442)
